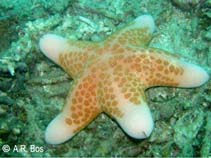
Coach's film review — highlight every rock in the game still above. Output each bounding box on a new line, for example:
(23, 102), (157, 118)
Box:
(172, 0), (201, 10)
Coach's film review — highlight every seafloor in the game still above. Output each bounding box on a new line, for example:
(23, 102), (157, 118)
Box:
(0, 0), (211, 157)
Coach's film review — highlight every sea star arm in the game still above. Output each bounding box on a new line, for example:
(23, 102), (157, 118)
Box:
(39, 34), (100, 78)
(97, 69), (154, 139)
(148, 49), (209, 88)
(104, 15), (155, 51)
(45, 74), (101, 144)
(119, 48), (209, 88)
(113, 98), (153, 139)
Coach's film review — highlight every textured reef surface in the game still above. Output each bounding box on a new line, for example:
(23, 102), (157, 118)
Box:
(0, 0), (211, 157)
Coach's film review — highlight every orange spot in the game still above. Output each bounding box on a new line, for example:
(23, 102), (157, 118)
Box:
(73, 119), (80, 124)
(72, 98), (77, 104)
(110, 94), (115, 99)
(163, 60), (169, 66)
(78, 97), (83, 103)
(149, 55), (155, 60)
(91, 67), (97, 73)
(85, 108), (90, 113)
(84, 100), (90, 106)
(169, 65), (175, 72)
(156, 73), (161, 77)
(105, 93), (110, 99)
(78, 111), (83, 116)
(135, 57), (141, 63)
(124, 93), (131, 99)
(180, 68), (184, 75)
(65, 118), (72, 125)
(174, 67), (180, 75)
(112, 100), (118, 106)
(164, 69), (169, 74)
(116, 48), (124, 54)
(140, 54), (146, 58)
(143, 59), (150, 64)
(112, 44), (120, 50)
(80, 90), (85, 96)
(85, 93), (90, 98)
(83, 82), (89, 89)
(75, 91), (79, 97)
(71, 106), (76, 111)
(78, 104), (83, 109)
(71, 113), (78, 119)
(81, 117), (86, 122)
(156, 59), (162, 64)
(84, 112), (90, 118)
(157, 65), (164, 71)
(130, 96), (140, 104)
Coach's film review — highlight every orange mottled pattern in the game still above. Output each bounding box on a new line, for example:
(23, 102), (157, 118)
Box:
(64, 74), (101, 133)
(105, 26), (152, 48)
(57, 25), (185, 134)
(107, 48), (184, 88)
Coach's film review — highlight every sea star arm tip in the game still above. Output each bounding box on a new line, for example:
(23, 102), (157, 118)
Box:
(115, 101), (154, 139)
(39, 34), (69, 64)
(133, 49), (209, 88)
(133, 14), (155, 34)
(45, 113), (73, 144)
(178, 62), (209, 88)
(104, 14), (155, 48)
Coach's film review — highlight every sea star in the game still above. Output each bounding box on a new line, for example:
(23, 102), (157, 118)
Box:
(39, 15), (209, 144)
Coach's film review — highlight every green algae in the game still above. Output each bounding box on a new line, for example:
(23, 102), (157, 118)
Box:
(0, 0), (211, 157)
